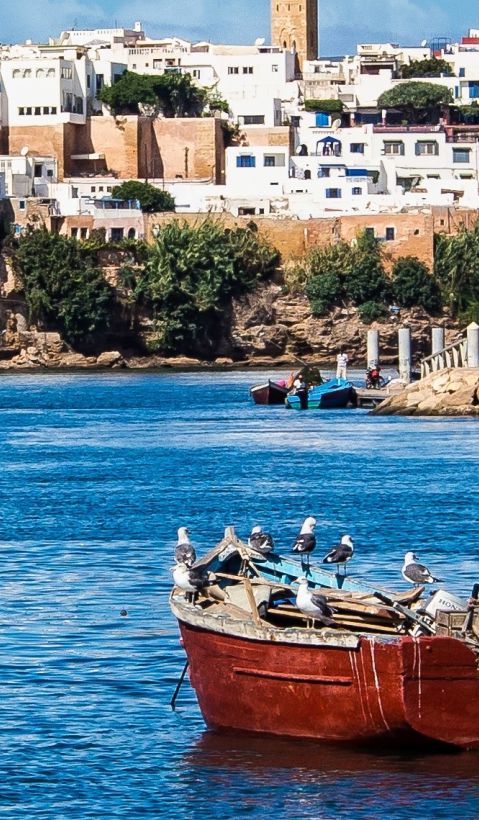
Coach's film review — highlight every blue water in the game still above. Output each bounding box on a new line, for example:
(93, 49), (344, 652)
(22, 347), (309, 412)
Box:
(1, 370), (479, 819)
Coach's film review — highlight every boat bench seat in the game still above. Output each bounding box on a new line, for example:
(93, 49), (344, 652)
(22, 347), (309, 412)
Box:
(225, 583), (271, 616)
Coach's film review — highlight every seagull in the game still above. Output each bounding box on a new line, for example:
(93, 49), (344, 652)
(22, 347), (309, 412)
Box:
(248, 526), (275, 555)
(292, 517), (317, 568)
(401, 551), (443, 585)
(172, 562), (215, 602)
(295, 577), (335, 628)
(323, 535), (354, 575)
(175, 526), (196, 567)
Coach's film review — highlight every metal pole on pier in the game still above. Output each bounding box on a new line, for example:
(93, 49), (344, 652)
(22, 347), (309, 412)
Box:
(431, 327), (445, 356)
(467, 322), (479, 368)
(398, 327), (412, 383)
(367, 329), (380, 368)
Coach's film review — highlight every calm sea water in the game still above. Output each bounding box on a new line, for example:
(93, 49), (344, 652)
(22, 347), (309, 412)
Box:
(1, 370), (479, 819)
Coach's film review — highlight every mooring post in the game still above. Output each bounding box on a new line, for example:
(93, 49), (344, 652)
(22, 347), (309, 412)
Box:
(367, 329), (380, 368)
(467, 322), (479, 368)
(398, 327), (412, 383)
(431, 327), (445, 356)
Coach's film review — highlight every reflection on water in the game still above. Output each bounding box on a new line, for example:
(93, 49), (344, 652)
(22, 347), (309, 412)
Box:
(0, 371), (479, 817)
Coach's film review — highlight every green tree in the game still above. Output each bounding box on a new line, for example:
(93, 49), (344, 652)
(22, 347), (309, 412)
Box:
(112, 180), (175, 212)
(14, 229), (113, 345)
(138, 220), (278, 353)
(377, 81), (453, 124)
(344, 231), (390, 304)
(306, 271), (342, 315)
(435, 225), (479, 315)
(401, 58), (453, 79)
(357, 301), (389, 324)
(392, 256), (442, 313)
(99, 70), (220, 118)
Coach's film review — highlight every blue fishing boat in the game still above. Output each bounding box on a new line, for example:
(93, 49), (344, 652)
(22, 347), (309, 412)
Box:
(285, 378), (353, 410)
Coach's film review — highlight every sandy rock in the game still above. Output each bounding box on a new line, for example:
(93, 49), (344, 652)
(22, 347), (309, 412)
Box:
(96, 351), (123, 367)
(214, 357), (234, 366)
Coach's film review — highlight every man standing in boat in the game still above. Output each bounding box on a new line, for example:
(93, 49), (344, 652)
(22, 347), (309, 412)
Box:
(336, 350), (348, 380)
(293, 372), (308, 410)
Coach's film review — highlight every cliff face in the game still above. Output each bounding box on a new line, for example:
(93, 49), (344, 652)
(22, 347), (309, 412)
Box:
(226, 283), (454, 366)
(374, 368), (479, 417)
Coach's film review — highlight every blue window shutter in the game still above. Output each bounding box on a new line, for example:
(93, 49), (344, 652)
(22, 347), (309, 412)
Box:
(315, 112), (329, 127)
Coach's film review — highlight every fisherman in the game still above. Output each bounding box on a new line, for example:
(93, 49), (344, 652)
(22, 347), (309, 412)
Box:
(336, 350), (348, 380)
(293, 372), (308, 410)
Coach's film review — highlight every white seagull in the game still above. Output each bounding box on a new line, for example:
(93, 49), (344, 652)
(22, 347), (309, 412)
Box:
(296, 577), (335, 628)
(248, 526), (275, 555)
(175, 526), (196, 567)
(172, 562), (215, 602)
(323, 535), (354, 575)
(292, 517), (317, 568)
(401, 551), (443, 585)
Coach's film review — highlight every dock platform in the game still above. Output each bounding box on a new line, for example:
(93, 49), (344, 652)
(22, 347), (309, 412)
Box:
(353, 388), (391, 409)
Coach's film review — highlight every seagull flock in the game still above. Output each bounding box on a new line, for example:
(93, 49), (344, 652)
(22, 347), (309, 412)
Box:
(172, 519), (444, 618)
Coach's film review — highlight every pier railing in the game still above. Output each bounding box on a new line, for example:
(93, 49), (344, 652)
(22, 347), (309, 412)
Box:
(420, 337), (468, 379)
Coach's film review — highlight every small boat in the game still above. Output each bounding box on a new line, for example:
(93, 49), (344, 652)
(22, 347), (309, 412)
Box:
(170, 528), (479, 749)
(250, 380), (288, 406)
(286, 378), (353, 410)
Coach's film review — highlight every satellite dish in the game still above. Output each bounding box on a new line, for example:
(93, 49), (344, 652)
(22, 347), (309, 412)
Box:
(20, 146), (29, 156)
(421, 39), (428, 47)
(331, 118), (341, 130)
(255, 37), (265, 46)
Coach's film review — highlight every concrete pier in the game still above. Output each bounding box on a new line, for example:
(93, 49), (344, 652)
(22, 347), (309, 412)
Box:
(398, 328), (412, 383)
(432, 327), (445, 356)
(367, 330), (380, 368)
(467, 322), (479, 368)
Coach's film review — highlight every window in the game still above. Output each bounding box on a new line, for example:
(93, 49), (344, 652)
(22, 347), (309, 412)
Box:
(264, 154), (285, 167)
(18, 107), (24, 115)
(236, 155), (256, 168)
(460, 173), (473, 179)
(51, 106), (57, 114)
(71, 227), (78, 238)
(228, 66), (239, 75)
(47, 69), (55, 78)
(12, 69), (21, 79)
(107, 186), (112, 192)
(319, 168), (330, 178)
(36, 68), (44, 78)
(47, 169), (53, 177)
(91, 186), (96, 192)
(469, 82), (479, 99)
(87, 75), (91, 88)
(80, 228), (88, 239)
(128, 228), (136, 239)
(34, 164), (43, 178)
(34, 106), (41, 115)
(19, 200), (26, 211)
(325, 188), (342, 198)
(415, 141), (438, 156)
(304, 170), (311, 180)
(23, 69), (31, 79)
(192, 69), (201, 79)
(111, 228), (124, 241)
(96, 74), (104, 93)
(25, 107), (32, 115)
(99, 186), (104, 192)
(383, 141), (404, 156)
(272, 64), (278, 72)
(459, 67), (465, 77)
(243, 66), (253, 74)
(61, 67), (72, 80)
(239, 115), (265, 125)
(385, 227), (395, 241)
(453, 148), (471, 163)
(350, 143), (365, 154)
(352, 187), (362, 195)
(43, 106), (49, 114)
(365, 227), (375, 238)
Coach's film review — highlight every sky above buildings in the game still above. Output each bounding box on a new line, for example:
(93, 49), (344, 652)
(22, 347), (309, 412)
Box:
(3, 0), (479, 54)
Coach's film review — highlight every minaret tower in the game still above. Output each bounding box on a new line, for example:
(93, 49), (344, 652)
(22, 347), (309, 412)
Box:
(271, 0), (319, 73)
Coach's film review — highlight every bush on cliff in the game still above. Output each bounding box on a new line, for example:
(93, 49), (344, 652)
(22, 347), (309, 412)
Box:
(392, 256), (442, 313)
(13, 229), (113, 345)
(435, 224), (479, 315)
(304, 231), (390, 315)
(136, 219), (279, 354)
(357, 301), (389, 324)
(99, 71), (226, 118)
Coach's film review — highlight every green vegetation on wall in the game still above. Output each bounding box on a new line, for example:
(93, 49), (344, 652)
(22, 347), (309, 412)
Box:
(112, 181), (175, 213)
(99, 71), (227, 118)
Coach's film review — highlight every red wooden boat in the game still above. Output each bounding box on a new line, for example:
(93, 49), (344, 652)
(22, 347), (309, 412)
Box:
(250, 380), (288, 406)
(170, 533), (479, 749)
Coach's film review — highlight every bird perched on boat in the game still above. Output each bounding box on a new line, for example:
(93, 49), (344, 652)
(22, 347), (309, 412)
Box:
(175, 526), (196, 567)
(248, 526), (275, 556)
(172, 562), (215, 602)
(323, 535), (354, 575)
(295, 577), (336, 628)
(292, 517), (317, 568)
(401, 551), (443, 585)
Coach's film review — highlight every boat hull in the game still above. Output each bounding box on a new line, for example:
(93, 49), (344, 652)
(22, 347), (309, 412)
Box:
(250, 381), (288, 406)
(178, 617), (479, 748)
(286, 378), (352, 410)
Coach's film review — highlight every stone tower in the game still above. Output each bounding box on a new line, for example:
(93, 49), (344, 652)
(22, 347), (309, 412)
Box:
(271, 0), (319, 73)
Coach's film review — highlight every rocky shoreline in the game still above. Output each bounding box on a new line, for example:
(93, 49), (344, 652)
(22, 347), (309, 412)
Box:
(374, 368), (479, 417)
